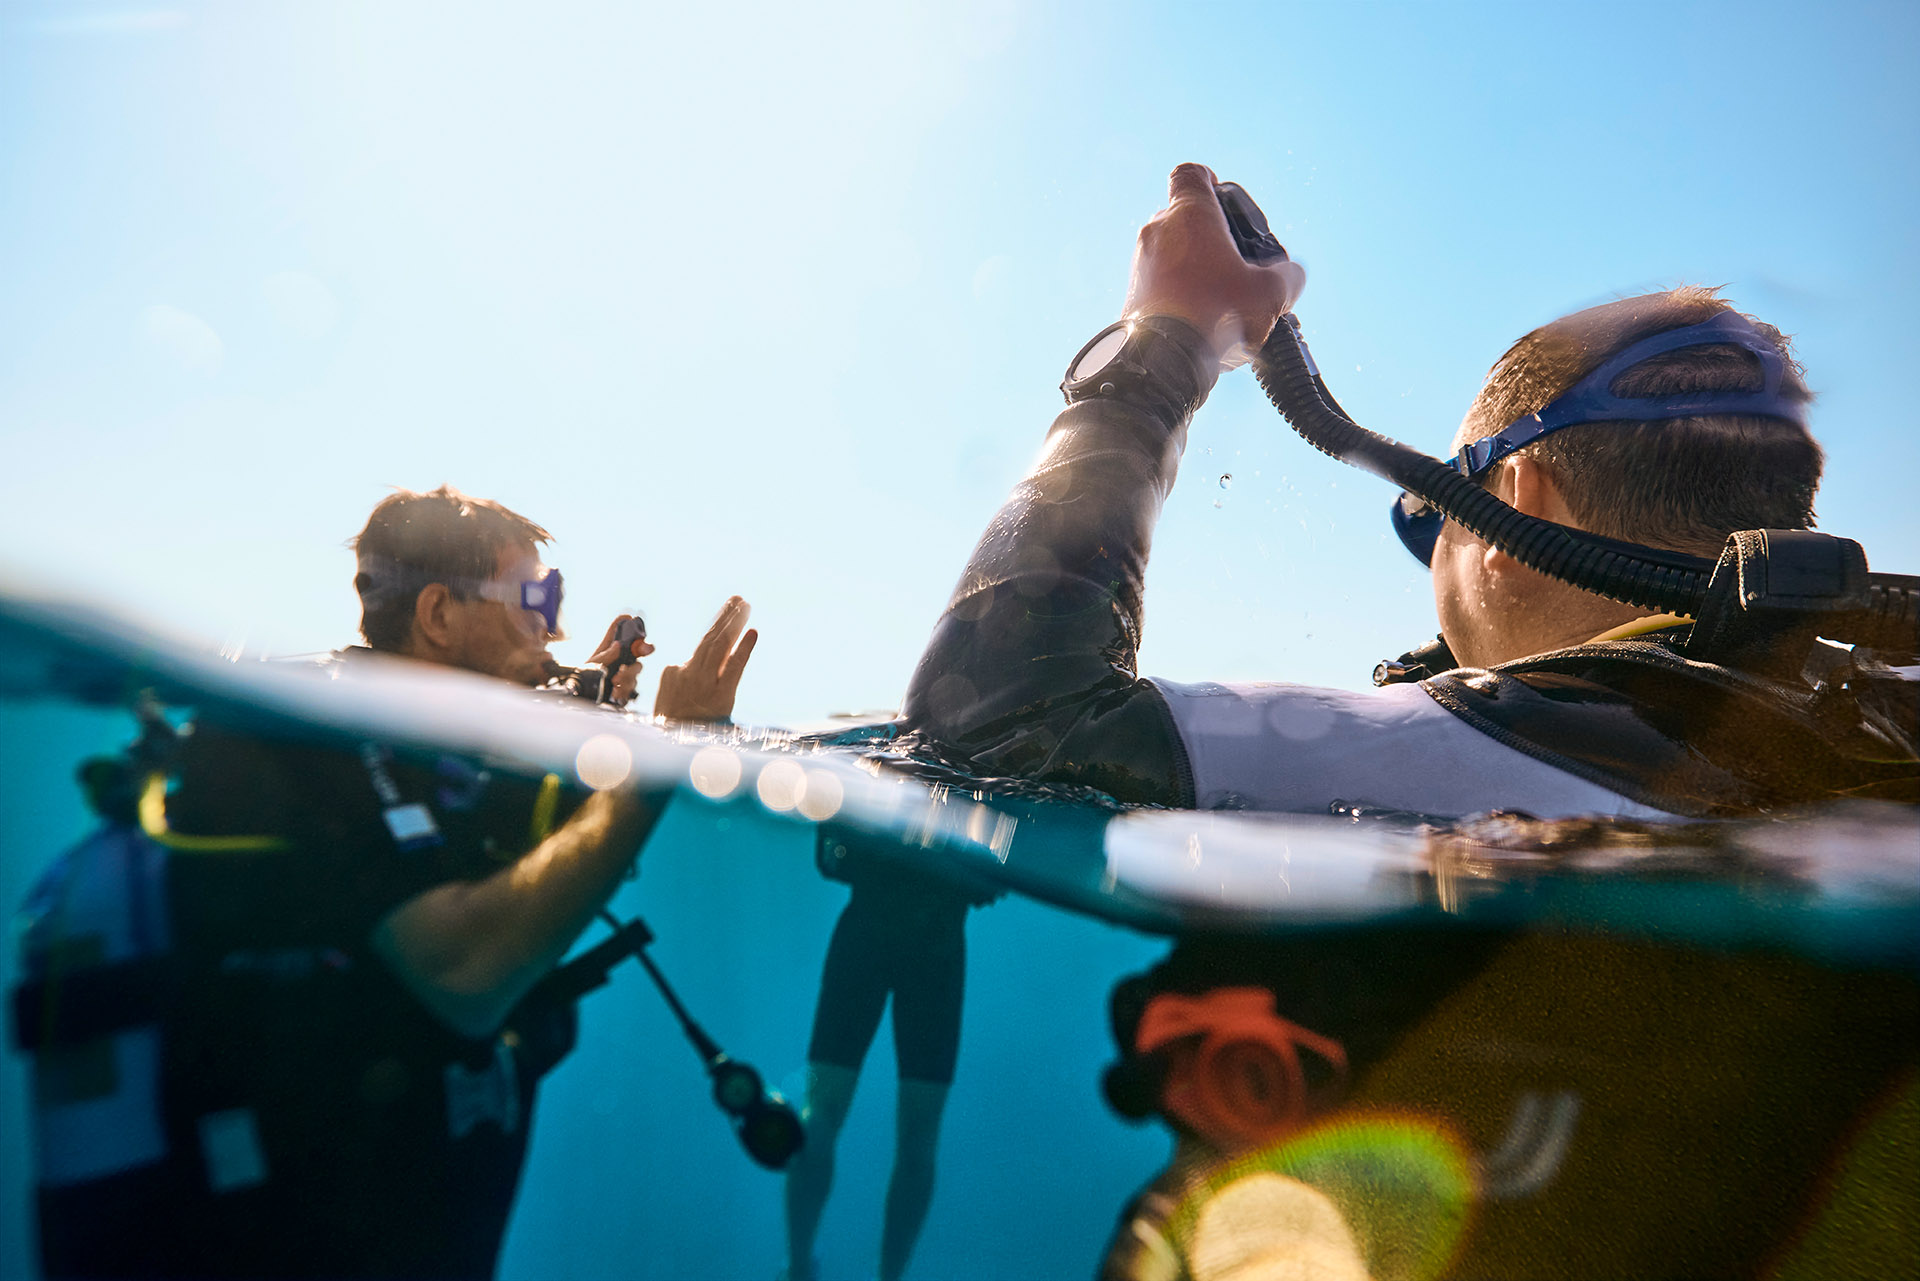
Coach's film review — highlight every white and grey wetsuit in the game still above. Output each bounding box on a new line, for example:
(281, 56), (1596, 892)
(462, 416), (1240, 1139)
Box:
(1147, 678), (1660, 817)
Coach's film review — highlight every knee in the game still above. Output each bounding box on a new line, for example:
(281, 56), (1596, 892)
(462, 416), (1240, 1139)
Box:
(802, 1063), (859, 1139)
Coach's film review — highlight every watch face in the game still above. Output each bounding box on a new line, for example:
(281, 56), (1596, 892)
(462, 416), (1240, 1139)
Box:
(1068, 324), (1129, 383)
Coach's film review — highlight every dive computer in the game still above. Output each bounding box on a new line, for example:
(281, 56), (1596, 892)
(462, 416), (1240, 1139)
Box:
(1060, 316), (1215, 413)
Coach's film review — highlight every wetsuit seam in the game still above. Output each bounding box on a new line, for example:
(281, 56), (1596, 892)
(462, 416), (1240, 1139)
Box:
(1140, 680), (1198, 808)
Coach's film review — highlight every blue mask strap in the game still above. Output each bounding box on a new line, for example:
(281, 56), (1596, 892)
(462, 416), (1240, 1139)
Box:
(1455, 311), (1807, 478)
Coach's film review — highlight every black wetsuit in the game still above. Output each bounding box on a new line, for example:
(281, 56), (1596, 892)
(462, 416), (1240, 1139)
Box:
(806, 830), (974, 1085)
(898, 315), (1210, 810)
(30, 715), (582, 1280)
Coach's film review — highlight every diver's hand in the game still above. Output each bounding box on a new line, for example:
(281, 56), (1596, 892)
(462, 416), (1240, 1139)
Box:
(654, 596), (757, 722)
(588, 614), (656, 707)
(1124, 163), (1306, 370)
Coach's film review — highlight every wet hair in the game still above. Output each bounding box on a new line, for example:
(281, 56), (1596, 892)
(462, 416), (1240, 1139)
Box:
(1458, 286), (1823, 556)
(349, 485), (552, 652)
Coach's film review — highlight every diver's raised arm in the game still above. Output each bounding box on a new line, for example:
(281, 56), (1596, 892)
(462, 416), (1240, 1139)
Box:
(899, 166), (1304, 805)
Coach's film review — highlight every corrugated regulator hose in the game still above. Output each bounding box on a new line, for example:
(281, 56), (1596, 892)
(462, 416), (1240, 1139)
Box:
(1250, 313), (1920, 654)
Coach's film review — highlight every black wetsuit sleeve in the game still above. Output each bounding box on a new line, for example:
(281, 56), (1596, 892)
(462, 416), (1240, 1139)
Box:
(900, 317), (1216, 807)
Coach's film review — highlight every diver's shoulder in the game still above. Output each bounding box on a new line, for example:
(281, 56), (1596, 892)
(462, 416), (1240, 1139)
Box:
(1427, 638), (1918, 813)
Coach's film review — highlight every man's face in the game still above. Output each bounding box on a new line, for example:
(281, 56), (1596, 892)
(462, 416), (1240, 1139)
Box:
(445, 545), (559, 686)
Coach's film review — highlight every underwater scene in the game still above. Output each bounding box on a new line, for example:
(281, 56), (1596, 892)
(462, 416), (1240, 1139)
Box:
(0, 679), (1166, 1279)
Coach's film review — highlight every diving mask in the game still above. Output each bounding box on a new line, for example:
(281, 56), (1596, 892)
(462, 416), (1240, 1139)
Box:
(471, 567), (565, 636)
(1393, 311), (1809, 567)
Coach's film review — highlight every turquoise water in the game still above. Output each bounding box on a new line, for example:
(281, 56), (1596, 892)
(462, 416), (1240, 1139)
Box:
(0, 697), (1174, 1280)
(4, 587), (1917, 1279)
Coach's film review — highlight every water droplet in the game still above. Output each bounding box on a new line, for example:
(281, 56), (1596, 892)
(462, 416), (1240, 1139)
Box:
(1218, 473), (1233, 489)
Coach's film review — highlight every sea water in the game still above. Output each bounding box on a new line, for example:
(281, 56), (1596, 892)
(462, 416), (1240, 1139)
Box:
(4, 676), (1917, 1278)
(0, 697), (1173, 1280)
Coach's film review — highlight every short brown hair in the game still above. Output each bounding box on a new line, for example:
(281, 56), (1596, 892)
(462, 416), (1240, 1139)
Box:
(1459, 286), (1822, 555)
(349, 485), (553, 651)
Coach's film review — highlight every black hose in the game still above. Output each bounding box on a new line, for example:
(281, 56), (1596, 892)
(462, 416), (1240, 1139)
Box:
(1251, 314), (1920, 652)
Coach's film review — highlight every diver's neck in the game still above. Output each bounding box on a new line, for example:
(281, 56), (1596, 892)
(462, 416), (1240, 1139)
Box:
(1488, 586), (1663, 667)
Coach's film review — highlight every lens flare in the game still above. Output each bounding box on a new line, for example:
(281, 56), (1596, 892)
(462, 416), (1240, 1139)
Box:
(1172, 1112), (1474, 1281)
(797, 769), (845, 821)
(689, 747), (743, 799)
(574, 734), (632, 791)
(756, 759), (807, 812)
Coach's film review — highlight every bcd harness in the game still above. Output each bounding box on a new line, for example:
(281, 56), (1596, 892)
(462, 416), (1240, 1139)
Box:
(8, 707), (587, 1199)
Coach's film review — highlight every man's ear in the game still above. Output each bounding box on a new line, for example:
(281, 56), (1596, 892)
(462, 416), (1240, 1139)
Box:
(1508, 455), (1576, 524)
(1482, 456), (1578, 578)
(409, 583), (459, 657)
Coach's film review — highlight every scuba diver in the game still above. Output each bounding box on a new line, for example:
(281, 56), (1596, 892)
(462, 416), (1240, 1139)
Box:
(12, 485), (759, 1279)
(898, 165), (1919, 1277)
(900, 163), (1913, 819)
(782, 827), (999, 1281)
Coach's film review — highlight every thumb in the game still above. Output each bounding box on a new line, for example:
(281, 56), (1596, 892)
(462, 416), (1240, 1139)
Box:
(1166, 162), (1219, 207)
(1268, 259), (1308, 316)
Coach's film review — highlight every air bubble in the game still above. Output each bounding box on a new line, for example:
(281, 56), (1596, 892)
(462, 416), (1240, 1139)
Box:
(1218, 474), (1233, 489)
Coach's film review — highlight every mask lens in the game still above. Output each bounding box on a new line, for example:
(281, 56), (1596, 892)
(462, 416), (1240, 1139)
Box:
(520, 569), (564, 633)
(1390, 493), (1442, 568)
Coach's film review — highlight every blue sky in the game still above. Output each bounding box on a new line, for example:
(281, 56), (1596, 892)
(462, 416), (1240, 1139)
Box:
(3, 0), (1915, 723)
